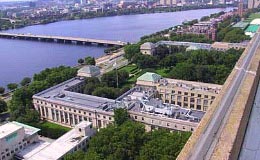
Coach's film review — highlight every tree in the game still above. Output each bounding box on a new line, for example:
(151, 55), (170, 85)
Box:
(0, 99), (7, 113)
(78, 58), (84, 64)
(137, 130), (191, 160)
(124, 44), (140, 61)
(92, 87), (119, 99)
(114, 108), (129, 126)
(20, 77), (31, 86)
(85, 56), (96, 65)
(7, 83), (18, 90)
(0, 87), (5, 94)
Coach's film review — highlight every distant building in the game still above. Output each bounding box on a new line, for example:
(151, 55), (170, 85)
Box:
(211, 42), (248, 51)
(0, 121), (40, 160)
(18, 121), (95, 160)
(136, 72), (222, 112)
(77, 65), (101, 77)
(245, 19), (260, 37)
(248, 0), (260, 8)
(140, 42), (156, 55)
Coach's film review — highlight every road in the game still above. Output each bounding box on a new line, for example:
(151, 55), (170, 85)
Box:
(188, 33), (260, 160)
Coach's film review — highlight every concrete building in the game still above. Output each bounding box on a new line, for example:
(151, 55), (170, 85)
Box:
(140, 42), (156, 55)
(20, 121), (94, 160)
(77, 65), (101, 77)
(211, 42), (248, 51)
(0, 121), (40, 160)
(136, 72), (222, 112)
(32, 77), (115, 129)
(248, 0), (260, 8)
(32, 73), (219, 132)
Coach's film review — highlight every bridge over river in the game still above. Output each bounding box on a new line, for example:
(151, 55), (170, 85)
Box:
(0, 32), (127, 47)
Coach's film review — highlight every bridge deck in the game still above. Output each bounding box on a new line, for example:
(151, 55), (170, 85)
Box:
(0, 32), (127, 46)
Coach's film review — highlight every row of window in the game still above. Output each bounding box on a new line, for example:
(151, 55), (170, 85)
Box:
(160, 89), (216, 99)
(132, 115), (194, 132)
(37, 104), (113, 121)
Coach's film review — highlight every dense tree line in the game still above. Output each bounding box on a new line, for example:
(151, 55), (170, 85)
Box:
(9, 66), (77, 124)
(65, 109), (191, 160)
(124, 44), (243, 84)
(83, 70), (130, 99)
(0, 99), (7, 113)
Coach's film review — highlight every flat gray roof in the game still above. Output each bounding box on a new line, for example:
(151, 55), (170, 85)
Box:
(33, 77), (115, 111)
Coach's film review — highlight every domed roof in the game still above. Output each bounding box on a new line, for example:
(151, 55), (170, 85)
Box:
(78, 65), (100, 74)
(140, 42), (155, 50)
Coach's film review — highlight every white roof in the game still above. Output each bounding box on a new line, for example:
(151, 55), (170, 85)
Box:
(0, 123), (22, 139)
(251, 18), (260, 25)
(140, 42), (155, 50)
(28, 121), (91, 160)
(78, 65), (100, 74)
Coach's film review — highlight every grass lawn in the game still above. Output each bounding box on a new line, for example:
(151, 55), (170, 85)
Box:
(30, 121), (71, 139)
(155, 68), (170, 78)
(244, 13), (260, 23)
(119, 64), (138, 74)
(39, 121), (71, 131)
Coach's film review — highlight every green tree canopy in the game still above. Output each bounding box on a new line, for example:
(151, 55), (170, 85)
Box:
(0, 99), (7, 113)
(114, 108), (129, 126)
(0, 87), (5, 94)
(7, 83), (18, 90)
(20, 77), (31, 86)
(85, 56), (96, 65)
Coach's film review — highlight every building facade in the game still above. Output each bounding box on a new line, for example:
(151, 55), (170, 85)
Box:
(33, 72), (221, 133)
(0, 122), (40, 160)
(136, 72), (222, 112)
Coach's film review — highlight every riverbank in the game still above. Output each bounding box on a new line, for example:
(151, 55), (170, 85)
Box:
(1, 5), (232, 31)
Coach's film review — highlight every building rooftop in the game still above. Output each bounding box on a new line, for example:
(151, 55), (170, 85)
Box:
(250, 18), (260, 25)
(117, 87), (205, 122)
(77, 65), (100, 75)
(12, 121), (41, 137)
(137, 72), (161, 83)
(33, 77), (115, 112)
(233, 21), (249, 30)
(0, 122), (23, 139)
(27, 121), (92, 160)
(140, 42), (155, 50)
(245, 25), (260, 33)
(0, 121), (40, 139)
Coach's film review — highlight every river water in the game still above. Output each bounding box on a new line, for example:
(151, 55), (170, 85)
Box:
(0, 7), (233, 88)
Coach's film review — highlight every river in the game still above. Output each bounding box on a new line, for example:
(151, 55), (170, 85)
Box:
(0, 7), (233, 88)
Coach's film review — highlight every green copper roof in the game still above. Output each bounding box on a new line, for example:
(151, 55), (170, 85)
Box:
(245, 25), (260, 33)
(137, 72), (161, 82)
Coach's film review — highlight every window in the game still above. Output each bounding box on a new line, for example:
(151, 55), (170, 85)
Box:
(197, 105), (201, 110)
(198, 94), (201, 97)
(190, 98), (195, 103)
(191, 128), (194, 131)
(190, 104), (194, 109)
(184, 92), (188, 95)
(84, 112), (86, 115)
(211, 96), (215, 100)
(109, 117), (112, 120)
(167, 123), (170, 126)
(89, 113), (91, 116)
(205, 95), (208, 98)
(103, 116), (106, 119)
(135, 116), (137, 119)
(178, 91), (182, 94)
(74, 110), (76, 112)
(142, 117), (144, 121)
